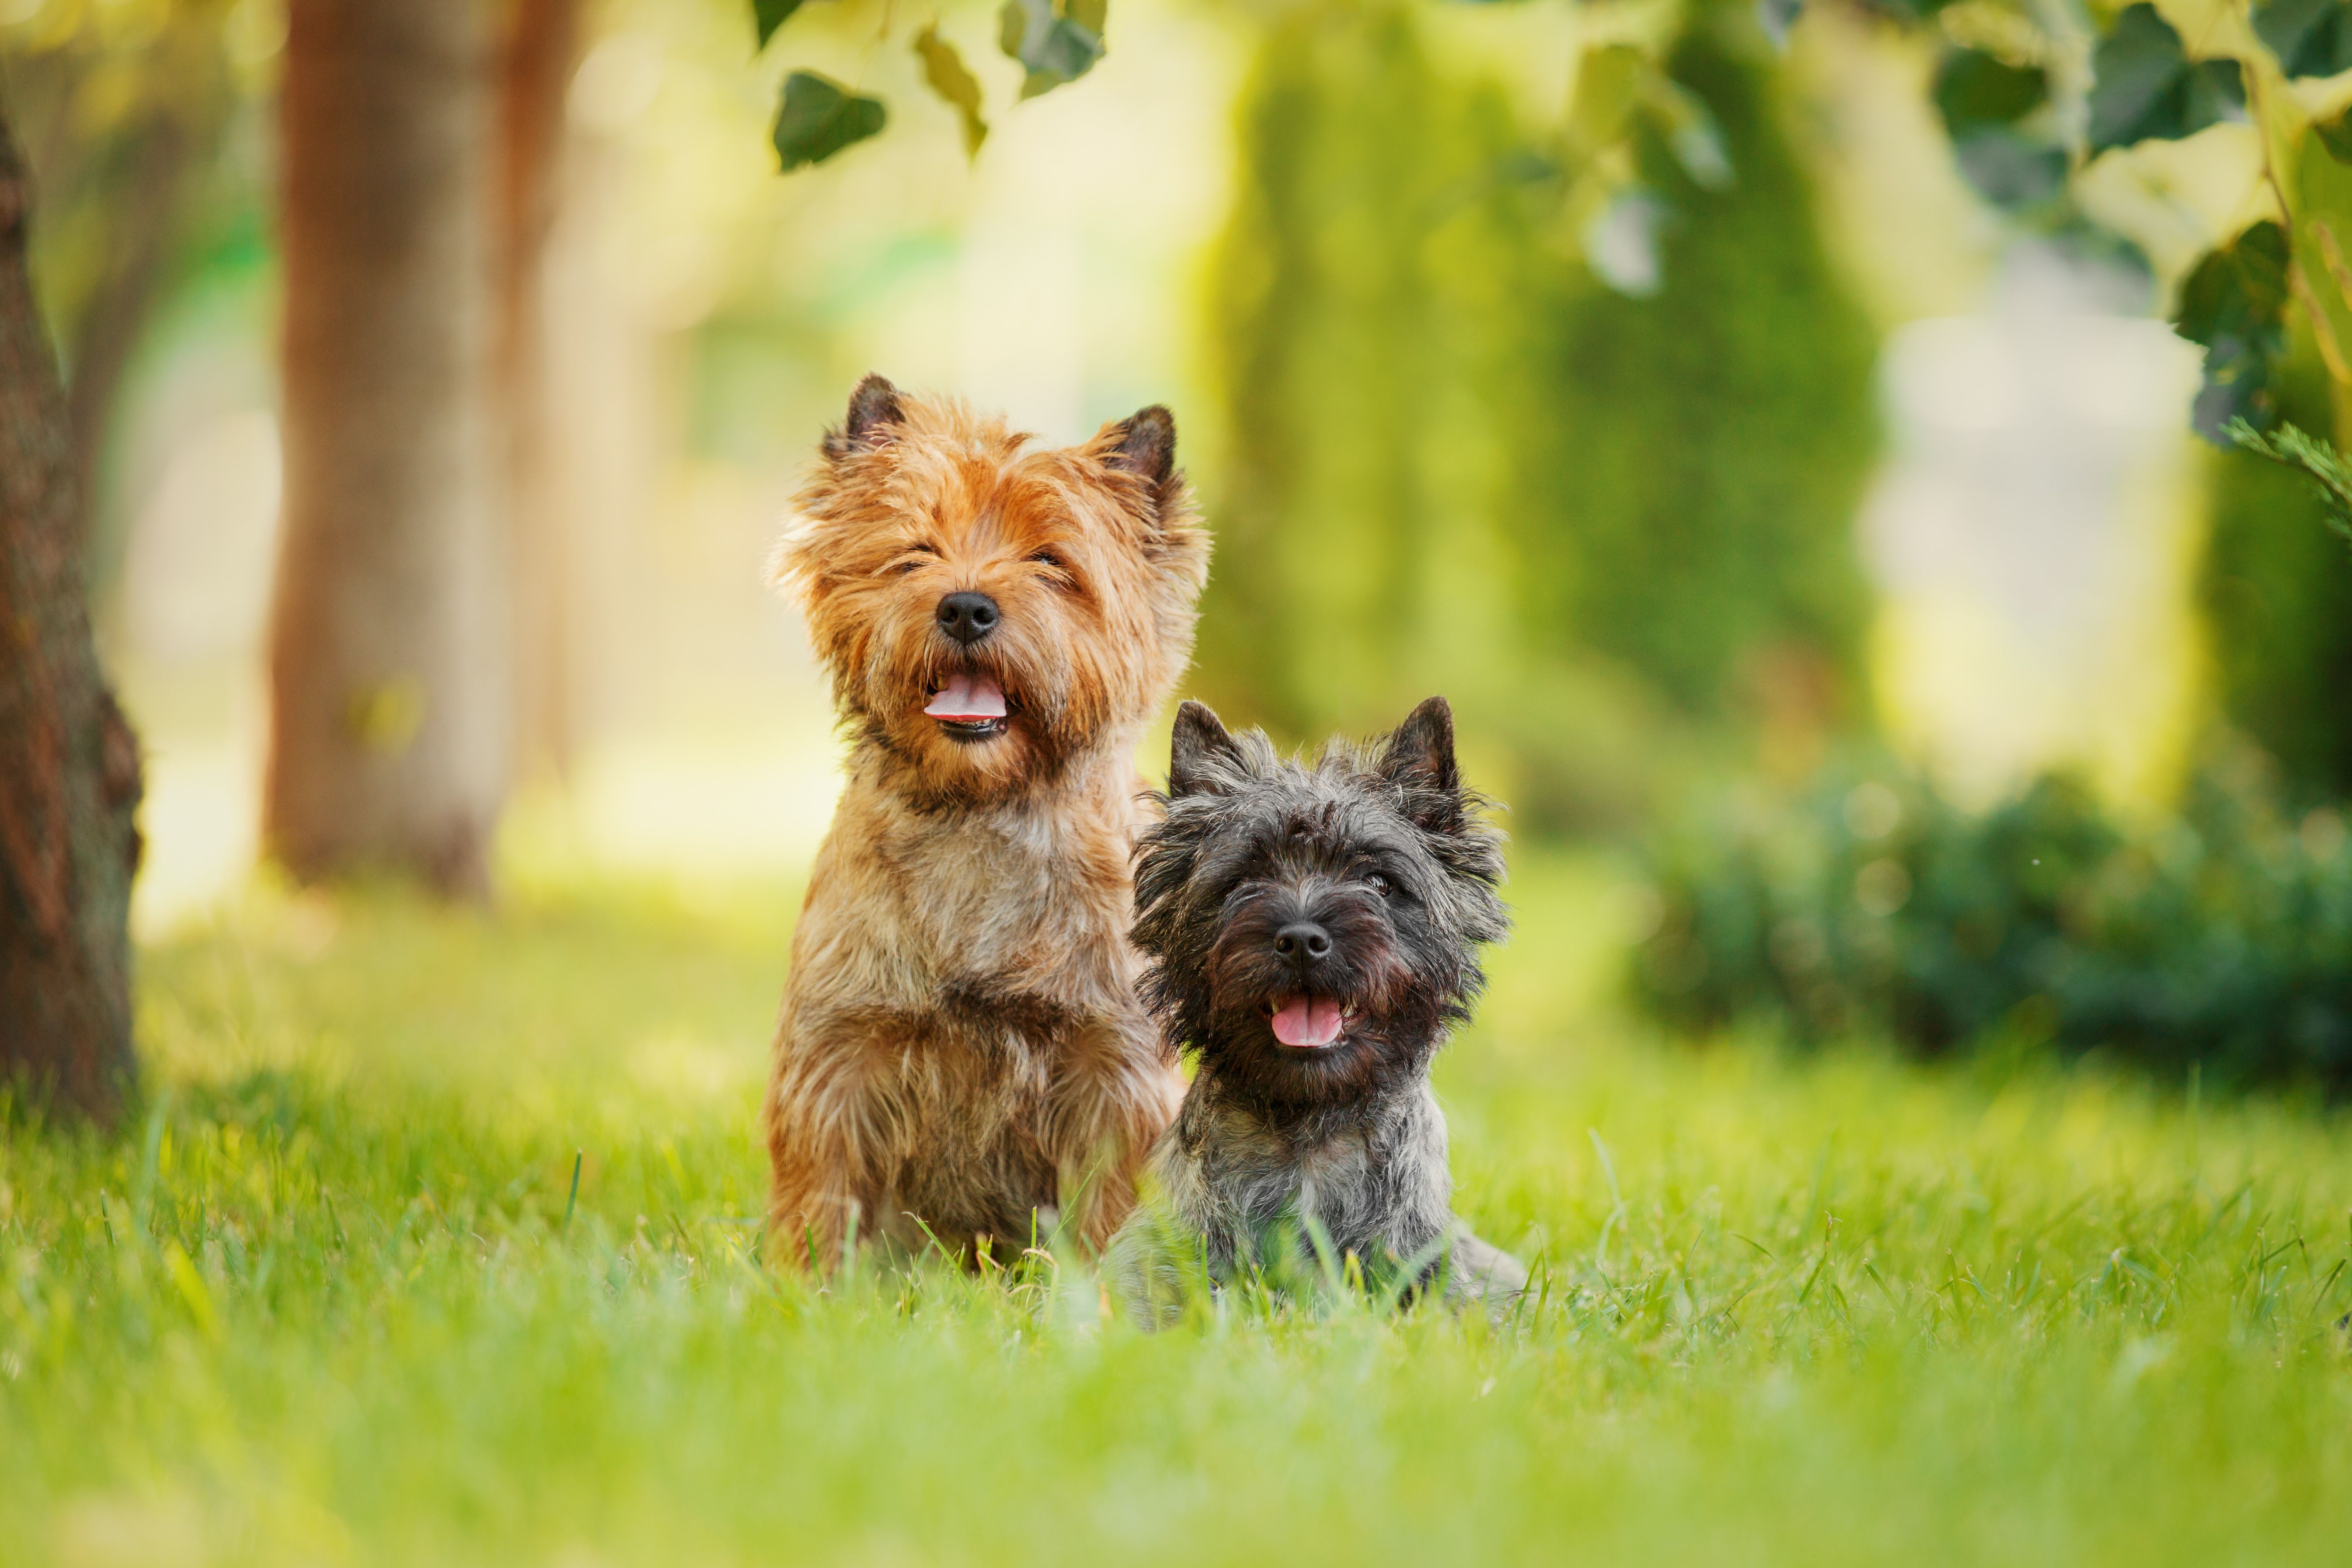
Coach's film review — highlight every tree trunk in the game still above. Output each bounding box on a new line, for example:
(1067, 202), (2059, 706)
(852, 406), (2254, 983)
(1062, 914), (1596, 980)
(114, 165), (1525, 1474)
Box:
(0, 101), (142, 1125)
(497, 0), (582, 784)
(267, 0), (506, 897)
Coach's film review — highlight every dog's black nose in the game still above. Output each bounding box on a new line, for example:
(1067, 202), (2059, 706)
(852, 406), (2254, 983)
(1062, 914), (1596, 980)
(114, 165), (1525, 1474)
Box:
(1273, 921), (1333, 971)
(936, 591), (1001, 646)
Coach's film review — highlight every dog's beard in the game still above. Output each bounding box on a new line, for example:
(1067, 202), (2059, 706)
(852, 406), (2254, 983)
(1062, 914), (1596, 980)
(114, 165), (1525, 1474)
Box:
(846, 629), (1093, 800)
(1191, 985), (1415, 1115)
(801, 563), (1157, 807)
(1181, 898), (1431, 1111)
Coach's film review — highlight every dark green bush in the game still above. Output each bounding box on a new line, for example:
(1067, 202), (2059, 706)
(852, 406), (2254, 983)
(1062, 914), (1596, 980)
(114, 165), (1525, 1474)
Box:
(1633, 756), (2352, 1092)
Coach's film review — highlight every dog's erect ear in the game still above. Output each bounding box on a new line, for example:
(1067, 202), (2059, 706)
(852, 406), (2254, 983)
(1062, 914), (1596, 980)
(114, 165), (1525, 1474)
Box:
(823, 373), (904, 459)
(1378, 696), (1462, 827)
(1097, 405), (1177, 495)
(1103, 406), (1175, 485)
(1168, 700), (1242, 798)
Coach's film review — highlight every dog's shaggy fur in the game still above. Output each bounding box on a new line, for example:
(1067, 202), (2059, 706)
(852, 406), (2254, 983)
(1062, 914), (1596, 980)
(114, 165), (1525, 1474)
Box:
(1106, 697), (1526, 1323)
(765, 375), (1209, 1269)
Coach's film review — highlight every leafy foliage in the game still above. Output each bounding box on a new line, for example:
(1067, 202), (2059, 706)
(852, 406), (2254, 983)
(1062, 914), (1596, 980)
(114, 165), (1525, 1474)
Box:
(1521, 26), (1880, 720)
(2200, 350), (2352, 800)
(1195, 4), (1877, 833)
(1856, 0), (1963, 20)
(1900, 0), (2352, 473)
(2192, 137), (2352, 796)
(2086, 4), (2246, 155)
(1931, 47), (2064, 213)
(1564, 42), (1734, 205)
(1194, 3), (1539, 745)
(2217, 416), (2352, 774)
(770, 71), (887, 173)
(1933, 47), (2048, 129)
(2172, 220), (2290, 439)
(1634, 755), (2352, 1093)
(753, 0), (807, 50)
(2254, 0), (2352, 81)
(1001, 0), (1105, 101)
(2316, 105), (2352, 164)
(1755, 0), (1805, 46)
(751, 0), (1106, 171)
(2229, 416), (2352, 538)
(915, 25), (989, 156)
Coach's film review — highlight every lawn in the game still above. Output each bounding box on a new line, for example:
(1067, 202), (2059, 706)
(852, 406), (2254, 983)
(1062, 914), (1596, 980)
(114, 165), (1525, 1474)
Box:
(6, 850), (2352, 1567)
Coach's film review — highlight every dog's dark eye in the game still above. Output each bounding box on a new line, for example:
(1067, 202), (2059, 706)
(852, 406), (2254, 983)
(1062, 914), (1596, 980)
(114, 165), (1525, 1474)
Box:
(1367, 873), (1391, 897)
(1029, 548), (1070, 574)
(890, 544), (940, 577)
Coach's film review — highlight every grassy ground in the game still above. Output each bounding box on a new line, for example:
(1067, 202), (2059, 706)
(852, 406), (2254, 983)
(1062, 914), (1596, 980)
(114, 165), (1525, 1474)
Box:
(6, 850), (2352, 1567)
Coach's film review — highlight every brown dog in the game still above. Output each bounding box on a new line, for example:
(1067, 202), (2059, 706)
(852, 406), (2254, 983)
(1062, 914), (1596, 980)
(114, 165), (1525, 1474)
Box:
(764, 374), (1210, 1270)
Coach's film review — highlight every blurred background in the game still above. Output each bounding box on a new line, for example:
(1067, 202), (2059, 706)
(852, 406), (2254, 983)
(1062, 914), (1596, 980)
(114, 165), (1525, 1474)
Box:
(9, 0), (2351, 1090)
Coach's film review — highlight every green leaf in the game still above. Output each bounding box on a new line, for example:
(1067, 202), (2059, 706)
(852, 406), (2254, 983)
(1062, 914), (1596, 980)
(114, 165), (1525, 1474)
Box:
(2087, 3), (2247, 154)
(2316, 106), (2352, 163)
(1000, 0), (1105, 101)
(2228, 419), (2352, 541)
(2253, 0), (2352, 82)
(915, 26), (989, 158)
(752, 0), (806, 50)
(2046, 216), (2155, 283)
(1569, 45), (1647, 149)
(1860, 0), (1962, 21)
(1933, 49), (2049, 134)
(2172, 221), (2289, 442)
(1757, 0), (1804, 49)
(1932, 49), (2063, 212)
(772, 71), (887, 173)
(2174, 221), (2290, 348)
(1950, 129), (2071, 211)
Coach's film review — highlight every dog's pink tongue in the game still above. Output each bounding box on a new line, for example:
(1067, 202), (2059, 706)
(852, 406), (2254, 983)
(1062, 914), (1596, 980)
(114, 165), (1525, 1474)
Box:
(1271, 997), (1344, 1048)
(924, 673), (1007, 721)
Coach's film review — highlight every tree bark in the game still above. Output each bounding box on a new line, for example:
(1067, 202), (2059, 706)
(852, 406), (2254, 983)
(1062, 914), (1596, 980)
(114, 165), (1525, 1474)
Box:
(497, 0), (582, 784)
(0, 99), (142, 1125)
(268, 0), (506, 897)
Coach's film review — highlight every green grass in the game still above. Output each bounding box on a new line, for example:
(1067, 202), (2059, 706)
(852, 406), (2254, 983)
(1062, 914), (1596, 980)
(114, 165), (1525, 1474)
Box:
(7, 851), (2352, 1566)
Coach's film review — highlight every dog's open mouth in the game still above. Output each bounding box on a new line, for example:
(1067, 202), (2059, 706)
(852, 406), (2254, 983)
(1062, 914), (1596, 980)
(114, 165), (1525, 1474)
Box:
(924, 672), (1011, 742)
(1262, 994), (1357, 1049)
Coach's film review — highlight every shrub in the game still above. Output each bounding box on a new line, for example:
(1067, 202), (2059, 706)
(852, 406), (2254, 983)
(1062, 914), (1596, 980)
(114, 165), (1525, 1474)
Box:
(1512, 23), (1880, 720)
(1633, 755), (2352, 1093)
(1191, 3), (1879, 833)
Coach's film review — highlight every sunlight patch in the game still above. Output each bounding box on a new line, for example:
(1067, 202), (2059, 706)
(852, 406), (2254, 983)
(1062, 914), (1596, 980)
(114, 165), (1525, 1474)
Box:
(54, 1490), (205, 1568)
(629, 1034), (756, 1103)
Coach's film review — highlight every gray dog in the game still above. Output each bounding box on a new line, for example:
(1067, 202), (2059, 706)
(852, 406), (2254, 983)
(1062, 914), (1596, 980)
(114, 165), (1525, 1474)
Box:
(1105, 696), (1528, 1325)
